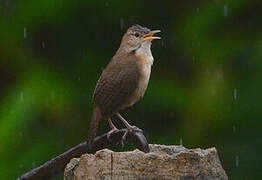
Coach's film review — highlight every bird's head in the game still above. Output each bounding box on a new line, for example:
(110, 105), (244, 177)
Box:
(119, 25), (161, 53)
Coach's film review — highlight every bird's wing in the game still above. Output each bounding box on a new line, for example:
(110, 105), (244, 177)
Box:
(93, 55), (140, 118)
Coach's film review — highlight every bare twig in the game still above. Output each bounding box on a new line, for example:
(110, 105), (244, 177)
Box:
(17, 129), (149, 180)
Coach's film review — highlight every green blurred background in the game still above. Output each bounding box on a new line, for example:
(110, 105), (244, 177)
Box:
(1, 0), (261, 179)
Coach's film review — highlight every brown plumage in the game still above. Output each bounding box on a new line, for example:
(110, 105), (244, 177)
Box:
(93, 54), (141, 118)
(88, 25), (160, 147)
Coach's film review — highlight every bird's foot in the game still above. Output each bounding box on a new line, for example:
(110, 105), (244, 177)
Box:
(106, 128), (119, 142)
(121, 126), (143, 146)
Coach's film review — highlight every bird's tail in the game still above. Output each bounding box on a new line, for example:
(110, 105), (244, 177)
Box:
(88, 106), (102, 148)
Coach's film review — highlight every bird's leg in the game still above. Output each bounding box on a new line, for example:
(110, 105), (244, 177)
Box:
(106, 118), (119, 141)
(116, 113), (143, 145)
(116, 113), (143, 132)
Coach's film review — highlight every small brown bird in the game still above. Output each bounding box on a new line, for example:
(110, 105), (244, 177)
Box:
(88, 25), (161, 147)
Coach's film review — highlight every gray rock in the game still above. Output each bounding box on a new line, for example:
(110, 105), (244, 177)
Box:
(64, 144), (228, 180)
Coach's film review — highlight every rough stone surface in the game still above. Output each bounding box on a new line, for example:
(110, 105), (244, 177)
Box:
(64, 144), (228, 180)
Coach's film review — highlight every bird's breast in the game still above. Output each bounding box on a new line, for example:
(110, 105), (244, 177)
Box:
(137, 55), (153, 96)
(126, 53), (153, 107)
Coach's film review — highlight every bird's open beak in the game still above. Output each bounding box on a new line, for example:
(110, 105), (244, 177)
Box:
(142, 30), (161, 41)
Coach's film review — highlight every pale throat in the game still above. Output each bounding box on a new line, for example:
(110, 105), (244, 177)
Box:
(135, 41), (154, 65)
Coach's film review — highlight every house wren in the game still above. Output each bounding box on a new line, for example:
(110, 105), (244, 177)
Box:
(88, 25), (161, 147)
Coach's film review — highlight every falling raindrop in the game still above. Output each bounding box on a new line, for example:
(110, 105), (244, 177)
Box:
(161, 40), (164, 47)
(233, 88), (237, 100)
(235, 155), (239, 167)
(179, 138), (183, 146)
(233, 125), (236, 133)
(192, 56), (195, 64)
(120, 18), (124, 29)
(42, 41), (45, 48)
(224, 4), (228, 17)
(20, 91), (23, 102)
(78, 77), (81, 81)
(196, 7), (199, 13)
(32, 161), (36, 168)
(24, 27), (27, 39)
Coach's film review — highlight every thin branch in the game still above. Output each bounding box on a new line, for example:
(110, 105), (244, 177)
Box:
(17, 129), (149, 180)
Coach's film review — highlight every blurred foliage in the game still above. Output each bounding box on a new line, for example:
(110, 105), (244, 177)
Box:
(0, 0), (262, 179)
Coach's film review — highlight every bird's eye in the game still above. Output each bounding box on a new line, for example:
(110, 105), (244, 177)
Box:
(134, 32), (140, 37)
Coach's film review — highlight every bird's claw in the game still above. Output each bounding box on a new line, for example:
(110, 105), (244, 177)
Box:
(129, 125), (143, 133)
(121, 129), (129, 147)
(120, 126), (143, 147)
(106, 128), (119, 142)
